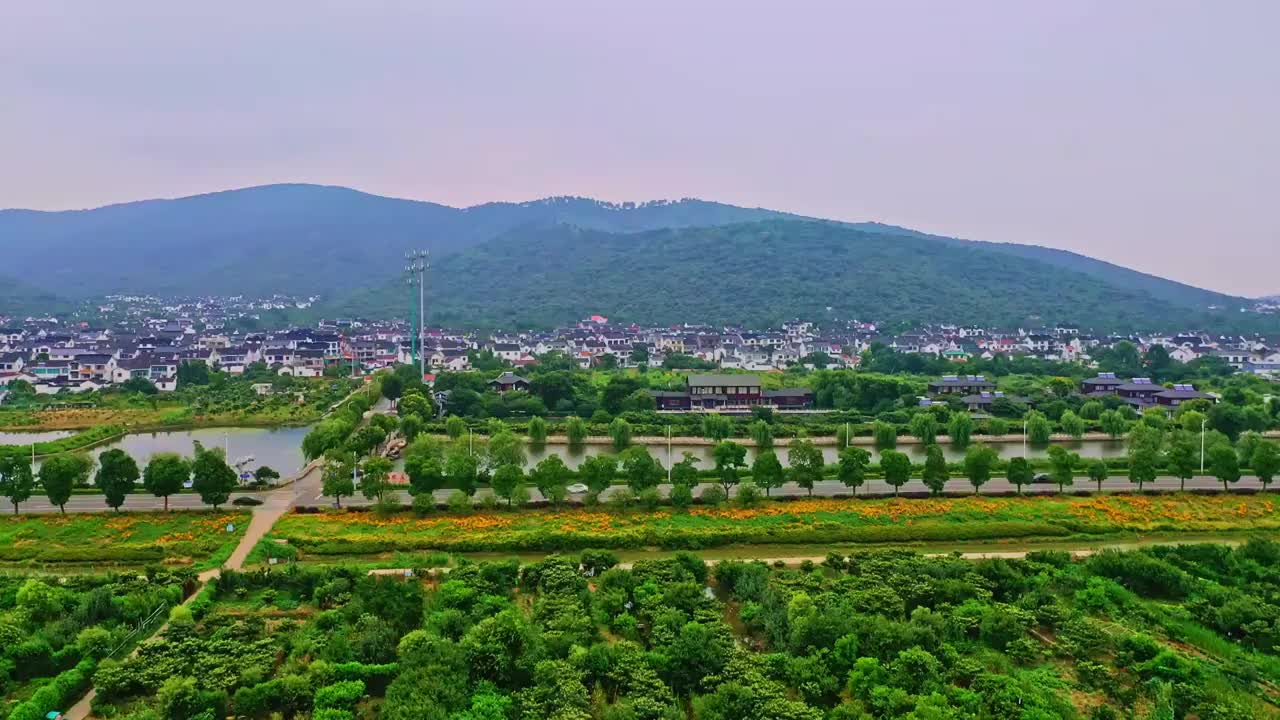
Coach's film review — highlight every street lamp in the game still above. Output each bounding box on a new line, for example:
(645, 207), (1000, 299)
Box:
(1200, 417), (1207, 474)
(1022, 418), (1028, 458)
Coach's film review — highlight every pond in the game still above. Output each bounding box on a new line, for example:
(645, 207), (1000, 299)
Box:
(0, 429), (76, 445)
(29, 426), (310, 477)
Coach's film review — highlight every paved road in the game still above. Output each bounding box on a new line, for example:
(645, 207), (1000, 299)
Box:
(298, 473), (1276, 508)
(7, 468), (1274, 514)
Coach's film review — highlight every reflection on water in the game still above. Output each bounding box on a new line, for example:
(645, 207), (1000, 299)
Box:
(0, 430), (75, 445)
(507, 439), (1128, 469)
(30, 426), (309, 476)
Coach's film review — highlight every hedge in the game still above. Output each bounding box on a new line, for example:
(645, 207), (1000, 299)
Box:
(6, 658), (96, 720)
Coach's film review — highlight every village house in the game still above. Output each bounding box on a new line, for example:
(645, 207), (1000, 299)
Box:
(927, 375), (996, 397)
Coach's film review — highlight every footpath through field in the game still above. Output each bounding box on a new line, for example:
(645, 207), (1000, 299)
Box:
(63, 466), (319, 719)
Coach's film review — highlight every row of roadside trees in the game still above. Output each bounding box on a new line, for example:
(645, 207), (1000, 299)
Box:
(0, 444), (275, 514)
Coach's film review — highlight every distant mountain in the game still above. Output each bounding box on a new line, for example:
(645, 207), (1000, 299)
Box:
(0, 183), (1262, 329)
(334, 221), (1260, 331)
(0, 184), (791, 297)
(0, 274), (68, 317)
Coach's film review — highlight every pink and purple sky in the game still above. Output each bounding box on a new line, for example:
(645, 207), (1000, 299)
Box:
(2, 1), (1276, 295)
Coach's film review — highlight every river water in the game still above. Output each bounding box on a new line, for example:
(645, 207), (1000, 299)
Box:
(3, 426), (1126, 474)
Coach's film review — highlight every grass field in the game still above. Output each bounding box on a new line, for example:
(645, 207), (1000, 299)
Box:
(0, 511), (250, 568)
(269, 493), (1280, 556)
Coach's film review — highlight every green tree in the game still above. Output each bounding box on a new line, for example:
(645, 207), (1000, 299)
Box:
(490, 464), (524, 506)
(96, 448), (139, 511)
(963, 444), (998, 495)
(1059, 410), (1086, 439)
(1087, 458), (1110, 492)
(621, 447), (662, 494)
(837, 446), (871, 495)
(445, 415), (466, 440)
(446, 450), (480, 496)
(1025, 411), (1052, 445)
(1165, 431), (1199, 491)
(380, 373), (404, 403)
(565, 416), (588, 446)
(749, 420), (773, 450)
(1046, 445), (1078, 494)
(253, 465), (280, 484)
(670, 451), (700, 488)
(1006, 456), (1033, 495)
(361, 455), (394, 502)
(0, 456), (35, 514)
(788, 438), (826, 496)
(191, 446), (238, 509)
(879, 450), (911, 496)
(37, 453), (92, 513)
(922, 444), (949, 496)
(143, 452), (190, 511)
(1177, 409), (1207, 434)
(322, 450), (356, 507)
(527, 416), (548, 445)
(1127, 424), (1163, 493)
(1099, 410), (1128, 439)
(609, 417), (632, 451)
(1079, 400), (1103, 420)
(702, 414), (732, 443)
(400, 414), (424, 443)
(948, 413), (974, 448)
(713, 441), (748, 494)
(1209, 443), (1241, 492)
(398, 391), (431, 419)
(751, 450), (785, 496)
(486, 431), (526, 469)
(578, 454), (617, 497)
(909, 413), (939, 445)
(531, 455), (570, 507)
(1252, 441), (1280, 491)
(872, 421), (898, 449)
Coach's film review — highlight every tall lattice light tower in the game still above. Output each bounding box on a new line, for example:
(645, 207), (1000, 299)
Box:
(405, 250), (430, 378)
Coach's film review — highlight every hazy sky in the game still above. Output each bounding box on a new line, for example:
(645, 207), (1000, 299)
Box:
(3, 2), (1277, 295)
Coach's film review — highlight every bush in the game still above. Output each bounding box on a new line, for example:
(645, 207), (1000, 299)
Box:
(411, 492), (436, 516)
(447, 490), (472, 513)
(700, 486), (726, 507)
(669, 483), (693, 511)
(314, 679), (366, 711)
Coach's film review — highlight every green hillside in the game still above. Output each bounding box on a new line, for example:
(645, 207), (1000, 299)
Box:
(335, 220), (1263, 331)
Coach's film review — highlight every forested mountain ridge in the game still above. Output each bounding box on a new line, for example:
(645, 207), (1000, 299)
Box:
(0, 184), (1260, 328)
(335, 220), (1262, 331)
(0, 184), (793, 297)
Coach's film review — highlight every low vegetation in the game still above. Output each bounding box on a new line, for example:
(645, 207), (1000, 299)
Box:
(269, 494), (1280, 555)
(0, 511), (249, 566)
(80, 541), (1280, 718)
(0, 568), (193, 716)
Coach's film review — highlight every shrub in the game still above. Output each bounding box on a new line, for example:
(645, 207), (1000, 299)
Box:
(314, 679), (366, 710)
(447, 490), (472, 513)
(411, 492), (436, 516)
(669, 483), (693, 511)
(700, 486), (726, 507)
